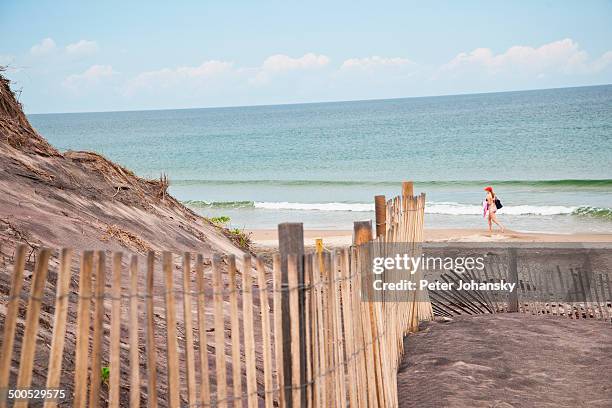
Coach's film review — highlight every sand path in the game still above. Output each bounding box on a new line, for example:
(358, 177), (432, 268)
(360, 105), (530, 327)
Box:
(397, 314), (612, 407)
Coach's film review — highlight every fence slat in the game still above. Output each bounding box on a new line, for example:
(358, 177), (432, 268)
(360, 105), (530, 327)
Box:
(227, 255), (242, 405)
(129, 255), (141, 408)
(88, 251), (105, 408)
(109, 252), (123, 408)
(256, 257), (274, 408)
(145, 252), (159, 408)
(13, 248), (51, 408)
(242, 255), (258, 408)
(599, 274), (610, 322)
(0, 245), (27, 408)
(182, 253), (198, 406)
(162, 252), (181, 408)
(72, 251), (93, 408)
(312, 250), (327, 407)
(44, 248), (74, 408)
(212, 255), (228, 408)
(548, 270), (559, 316)
(303, 254), (313, 408)
(556, 267), (569, 318)
(605, 273), (612, 321)
(602, 274), (612, 302)
(590, 269), (603, 320)
(570, 270), (581, 319)
(272, 254), (286, 407)
(195, 254), (212, 406)
(360, 276), (378, 407)
(288, 254), (301, 408)
(351, 227), (370, 408)
(340, 249), (358, 408)
(321, 252), (334, 406)
(332, 252), (347, 408)
(305, 254), (321, 408)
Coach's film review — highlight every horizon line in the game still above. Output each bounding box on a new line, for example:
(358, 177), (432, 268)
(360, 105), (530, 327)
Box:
(26, 82), (612, 116)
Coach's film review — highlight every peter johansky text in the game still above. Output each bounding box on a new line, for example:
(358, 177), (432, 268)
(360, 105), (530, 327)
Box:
(372, 279), (516, 293)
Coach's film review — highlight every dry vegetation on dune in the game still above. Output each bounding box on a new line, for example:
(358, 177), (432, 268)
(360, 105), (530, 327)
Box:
(0, 69), (246, 256)
(0, 69), (59, 157)
(0, 71), (261, 405)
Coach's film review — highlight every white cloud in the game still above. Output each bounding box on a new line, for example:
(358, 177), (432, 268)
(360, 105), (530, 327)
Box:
(253, 53), (330, 84)
(341, 56), (414, 71)
(125, 54), (329, 93)
(261, 53), (330, 72)
(30, 38), (57, 56)
(124, 60), (233, 94)
(65, 40), (99, 56)
(591, 51), (612, 73)
(63, 65), (117, 89)
(69, 40), (609, 110)
(174, 60), (233, 77)
(438, 39), (612, 77)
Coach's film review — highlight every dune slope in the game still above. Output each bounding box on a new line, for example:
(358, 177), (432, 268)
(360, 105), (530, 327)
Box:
(0, 72), (257, 405)
(0, 72), (246, 257)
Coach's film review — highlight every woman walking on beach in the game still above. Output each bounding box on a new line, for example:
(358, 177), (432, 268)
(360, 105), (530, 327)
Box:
(484, 186), (505, 233)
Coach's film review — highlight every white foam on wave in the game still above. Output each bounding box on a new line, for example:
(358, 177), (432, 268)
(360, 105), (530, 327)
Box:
(427, 202), (577, 216)
(254, 202), (374, 212)
(253, 201), (579, 215)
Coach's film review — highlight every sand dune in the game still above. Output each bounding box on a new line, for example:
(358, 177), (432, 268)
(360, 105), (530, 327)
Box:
(0, 72), (251, 405)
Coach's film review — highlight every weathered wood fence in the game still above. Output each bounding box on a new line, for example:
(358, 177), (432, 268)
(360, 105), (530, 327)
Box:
(0, 186), (431, 407)
(427, 246), (612, 322)
(517, 263), (612, 321)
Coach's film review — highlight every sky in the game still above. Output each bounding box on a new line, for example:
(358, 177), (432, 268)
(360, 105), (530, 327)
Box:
(1, 0), (612, 113)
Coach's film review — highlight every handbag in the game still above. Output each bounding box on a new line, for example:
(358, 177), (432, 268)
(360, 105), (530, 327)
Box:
(494, 197), (503, 209)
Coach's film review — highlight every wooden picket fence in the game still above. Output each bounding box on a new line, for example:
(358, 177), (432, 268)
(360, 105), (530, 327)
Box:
(0, 186), (431, 407)
(423, 245), (612, 322)
(517, 265), (612, 321)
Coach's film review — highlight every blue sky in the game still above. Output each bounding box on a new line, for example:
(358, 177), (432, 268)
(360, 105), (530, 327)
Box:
(1, 0), (612, 113)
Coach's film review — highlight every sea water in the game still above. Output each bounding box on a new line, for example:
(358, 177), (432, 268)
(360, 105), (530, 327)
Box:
(28, 85), (612, 232)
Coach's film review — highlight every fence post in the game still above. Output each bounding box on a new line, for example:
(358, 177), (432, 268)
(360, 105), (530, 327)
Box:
(402, 181), (414, 198)
(278, 222), (305, 408)
(374, 195), (386, 238)
(507, 248), (519, 312)
(353, 221), (373, 245)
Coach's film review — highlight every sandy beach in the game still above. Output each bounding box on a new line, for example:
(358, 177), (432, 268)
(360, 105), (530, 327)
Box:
(397, 314), (612, 407)
(249, 228), (612, 249)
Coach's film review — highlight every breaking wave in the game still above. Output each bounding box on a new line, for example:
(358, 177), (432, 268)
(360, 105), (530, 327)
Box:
(183, 200), (611, 219)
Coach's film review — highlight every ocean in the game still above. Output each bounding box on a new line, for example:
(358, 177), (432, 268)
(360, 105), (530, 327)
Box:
(28, 85), (612, 233)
